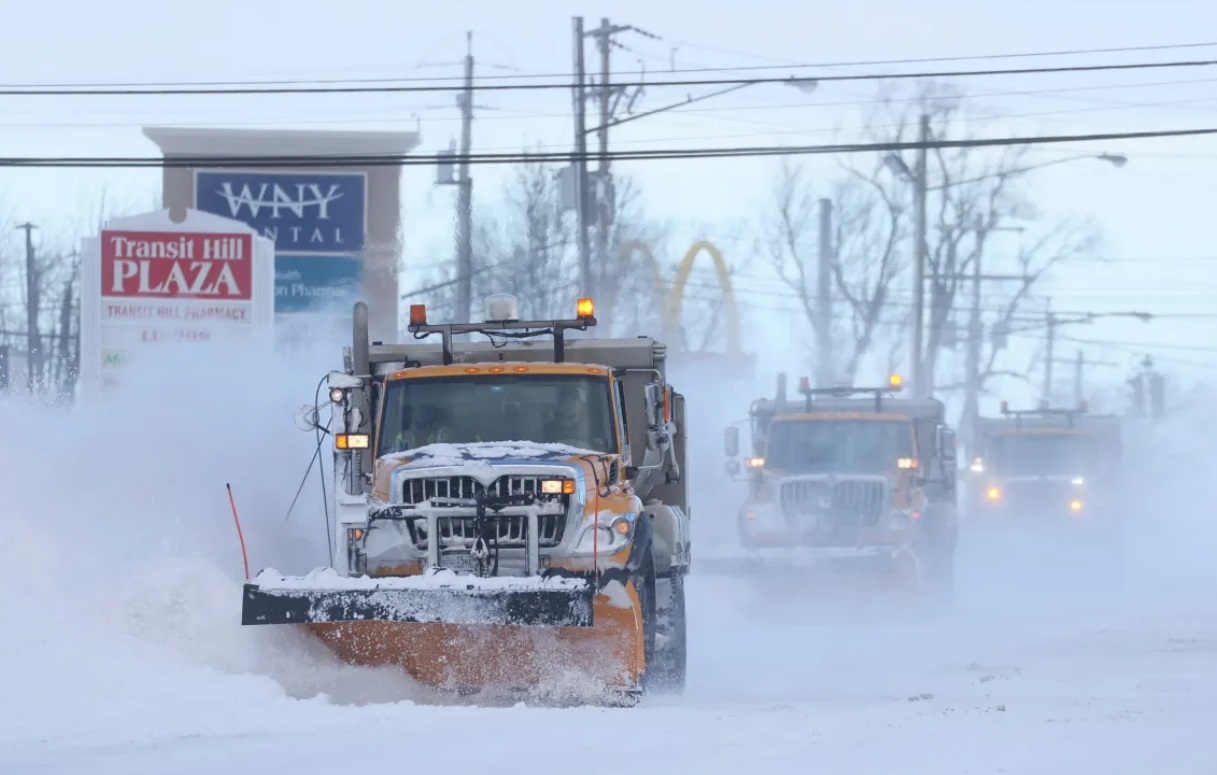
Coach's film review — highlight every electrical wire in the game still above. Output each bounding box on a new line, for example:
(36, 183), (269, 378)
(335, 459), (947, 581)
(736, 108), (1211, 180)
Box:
(9, 40), (1217, 89)
(7, 57), (1217, 96)
(10, 73), (1217, 133)
(7, 124), (1217, 168)
(282, 373), (334, 565)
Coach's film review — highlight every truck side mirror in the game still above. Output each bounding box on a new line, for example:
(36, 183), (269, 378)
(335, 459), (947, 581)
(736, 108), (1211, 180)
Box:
(294, 404), (321, 432)
(644, 382), (663, 429)
(937, 426), (957, 464)
(724, 425), (740, 457)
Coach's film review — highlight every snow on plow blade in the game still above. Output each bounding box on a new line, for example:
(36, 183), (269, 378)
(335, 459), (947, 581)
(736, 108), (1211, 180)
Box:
(241, 569), (595, 628)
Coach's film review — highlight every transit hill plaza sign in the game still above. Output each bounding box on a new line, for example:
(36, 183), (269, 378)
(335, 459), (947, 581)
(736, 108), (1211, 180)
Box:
(142, 127), (419, 343)
(77, 208), (274, 401)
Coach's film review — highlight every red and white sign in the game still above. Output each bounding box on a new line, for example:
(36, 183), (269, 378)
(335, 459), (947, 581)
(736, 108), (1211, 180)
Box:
(100, 230), (253, 300)
(77, 209), (274, 403)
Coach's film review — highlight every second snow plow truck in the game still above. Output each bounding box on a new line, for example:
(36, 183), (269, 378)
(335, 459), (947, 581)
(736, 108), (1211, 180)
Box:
(241, 295), (691, 706)
(718, 374), (959, 605)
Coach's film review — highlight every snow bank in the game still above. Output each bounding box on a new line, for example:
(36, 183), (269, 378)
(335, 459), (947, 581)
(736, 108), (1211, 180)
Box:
(0, 323), (434, 749)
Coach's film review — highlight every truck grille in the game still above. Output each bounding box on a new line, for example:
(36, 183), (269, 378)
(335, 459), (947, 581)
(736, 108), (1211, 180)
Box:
(779, 478), (887, 528)
(401, 474), (561, 505)
(400, 474), (570, 551)
(1001, 480), (1076, 514)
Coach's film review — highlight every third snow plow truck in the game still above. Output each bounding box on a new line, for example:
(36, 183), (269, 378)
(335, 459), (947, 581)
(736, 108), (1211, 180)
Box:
(966, 400), (1123, 542)
(718, 374), (959, 606)
(241, 295), (691, 706)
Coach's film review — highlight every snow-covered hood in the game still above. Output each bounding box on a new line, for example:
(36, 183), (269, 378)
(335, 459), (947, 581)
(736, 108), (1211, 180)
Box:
(370, 441), (612, 501)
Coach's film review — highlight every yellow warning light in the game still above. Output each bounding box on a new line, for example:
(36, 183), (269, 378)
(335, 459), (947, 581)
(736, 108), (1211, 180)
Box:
(1069, 498), (1084, 513)
(986, 486), (1002, 501)
(889, 373), (903, 389)
(577, 297), (595, 319)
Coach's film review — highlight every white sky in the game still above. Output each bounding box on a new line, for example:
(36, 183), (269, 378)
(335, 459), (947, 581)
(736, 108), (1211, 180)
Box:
(2, 0), (1217, 412)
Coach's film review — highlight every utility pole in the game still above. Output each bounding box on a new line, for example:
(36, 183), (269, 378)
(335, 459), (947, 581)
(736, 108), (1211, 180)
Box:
(594, 18), (613, 306)
(1043, 299), (1056, 403)
(1074, 350), (1084, 407)
(17, 222), (39, 395)
(816, 198), (833, 387)
(572, 17), (593, 299)
(1047, 349), (1117, 408)
(962, 249), (983, 449)
(455, 32), (474, 323)
(911, 114), (929, 399)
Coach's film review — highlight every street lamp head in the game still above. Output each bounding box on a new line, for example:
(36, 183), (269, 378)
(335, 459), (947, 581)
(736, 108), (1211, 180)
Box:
(883, 153), (912, 180)
(785, 77), (819, 94)
(1098, 153), (1128, 168)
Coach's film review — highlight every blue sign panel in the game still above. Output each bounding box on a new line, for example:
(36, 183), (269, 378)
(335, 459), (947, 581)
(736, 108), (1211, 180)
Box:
(194, 170), (367, 255)
(274, 254), (363, 314)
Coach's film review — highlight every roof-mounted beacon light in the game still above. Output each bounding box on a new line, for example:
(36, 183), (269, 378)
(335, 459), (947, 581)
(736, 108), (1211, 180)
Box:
(577, 297), (595, 320)
(409, 304), (427, 326)
(888, 373), (904, 390)
(483, 294), (520, 323)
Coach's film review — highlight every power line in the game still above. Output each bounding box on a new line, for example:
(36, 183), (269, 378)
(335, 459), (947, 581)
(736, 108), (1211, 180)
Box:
(7, 56), (1217, 97)
(12, 72), (1217, 132)
(7, 124), (1217, 168)
(9, 41), (1217, 90)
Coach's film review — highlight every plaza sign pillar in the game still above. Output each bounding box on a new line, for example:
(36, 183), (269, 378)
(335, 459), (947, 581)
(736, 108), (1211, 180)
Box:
(141, 127), (421, 344)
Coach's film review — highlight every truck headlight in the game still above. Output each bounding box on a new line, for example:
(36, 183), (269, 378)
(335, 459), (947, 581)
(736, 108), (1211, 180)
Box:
(573, 514), (635, 555)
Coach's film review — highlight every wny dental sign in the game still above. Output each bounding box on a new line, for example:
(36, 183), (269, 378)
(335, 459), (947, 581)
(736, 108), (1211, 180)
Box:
(78, 208), (274, 401)
(193, 169), (367, 315)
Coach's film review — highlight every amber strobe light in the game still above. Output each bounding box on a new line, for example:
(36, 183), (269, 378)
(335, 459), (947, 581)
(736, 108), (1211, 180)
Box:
(409, 304), (427, 325)
(336, 433), (370, 450)
(577, 297), (594, 319)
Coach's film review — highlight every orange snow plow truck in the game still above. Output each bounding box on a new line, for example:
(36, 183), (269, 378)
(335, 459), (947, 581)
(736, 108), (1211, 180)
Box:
(241, 295), (691, 706)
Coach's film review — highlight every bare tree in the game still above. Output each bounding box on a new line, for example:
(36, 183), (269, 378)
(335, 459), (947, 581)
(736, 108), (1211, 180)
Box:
(861, 81), (1102, 401)
(764, 156), (908, 383)
(404, 151), (671, 339)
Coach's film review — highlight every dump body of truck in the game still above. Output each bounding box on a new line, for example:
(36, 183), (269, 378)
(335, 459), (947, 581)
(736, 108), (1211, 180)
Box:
(967, 403), (1122, 534)
(241, 296), (691, 705)
(720, 376), (959, 601)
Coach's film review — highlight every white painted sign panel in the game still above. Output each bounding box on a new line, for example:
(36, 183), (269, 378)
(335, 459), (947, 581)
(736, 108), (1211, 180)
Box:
(78, 208), (274, 402)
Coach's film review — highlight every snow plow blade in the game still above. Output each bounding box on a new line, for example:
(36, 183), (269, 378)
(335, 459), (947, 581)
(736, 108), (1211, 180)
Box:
(240, 570), (595, 628)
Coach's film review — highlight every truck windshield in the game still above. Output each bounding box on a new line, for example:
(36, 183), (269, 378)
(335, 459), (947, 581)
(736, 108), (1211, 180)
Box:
(765, 419), (914, 473)
(378, 374), (616, 456)
(990, 434), (1100, 477)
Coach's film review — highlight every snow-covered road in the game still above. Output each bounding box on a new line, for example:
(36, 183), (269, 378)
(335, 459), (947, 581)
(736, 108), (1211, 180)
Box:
(6, 565), (1217, 775)
(5, 349), (1217, 774)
